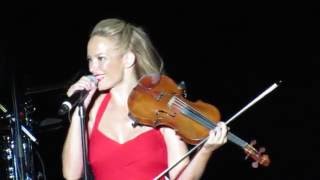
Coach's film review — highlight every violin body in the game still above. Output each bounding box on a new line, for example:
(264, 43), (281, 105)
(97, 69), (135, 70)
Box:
(128, 74), (220, 144)
(128, 74), (270, 167)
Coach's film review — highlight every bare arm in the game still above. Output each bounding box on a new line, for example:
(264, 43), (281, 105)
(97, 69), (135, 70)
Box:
(160, 127), (190, 180)
(162, 122), (227, 180)
(61, 76), (97, 179)
(62, 108), (84, 179)
(176, 142), (218, 180)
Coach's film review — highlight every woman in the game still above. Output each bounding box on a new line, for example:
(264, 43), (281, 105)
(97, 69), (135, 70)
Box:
(62, 18), (227, 180)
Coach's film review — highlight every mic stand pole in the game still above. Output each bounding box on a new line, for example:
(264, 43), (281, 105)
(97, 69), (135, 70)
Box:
(78, 96), (92, 180)
(11, 70), (26, 180)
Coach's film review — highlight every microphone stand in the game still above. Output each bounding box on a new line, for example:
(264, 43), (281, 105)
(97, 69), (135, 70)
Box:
(10, 68), (26, 180)
(78, 92), (93, 180)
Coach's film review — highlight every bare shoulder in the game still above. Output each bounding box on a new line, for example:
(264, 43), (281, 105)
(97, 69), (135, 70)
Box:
(159, 127), (188, 151)
(160, 127), (178, 137)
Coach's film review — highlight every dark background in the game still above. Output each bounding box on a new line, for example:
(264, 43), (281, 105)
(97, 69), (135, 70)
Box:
(0, 4), (317, 180)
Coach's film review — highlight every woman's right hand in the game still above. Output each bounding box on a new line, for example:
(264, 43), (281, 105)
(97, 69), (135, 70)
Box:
(66, 75), (97, 108)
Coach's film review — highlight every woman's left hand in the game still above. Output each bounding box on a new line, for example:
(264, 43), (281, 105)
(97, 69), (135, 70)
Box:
(203, 122), (228, 152)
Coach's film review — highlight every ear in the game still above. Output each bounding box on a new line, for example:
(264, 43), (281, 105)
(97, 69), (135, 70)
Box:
(122, 51), (136, 68)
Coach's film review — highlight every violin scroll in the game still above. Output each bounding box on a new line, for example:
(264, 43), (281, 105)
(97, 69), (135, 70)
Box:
(244, 140), (271, 168)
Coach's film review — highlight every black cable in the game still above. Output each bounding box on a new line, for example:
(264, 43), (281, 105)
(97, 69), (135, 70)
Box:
(34, 147), (47, 180)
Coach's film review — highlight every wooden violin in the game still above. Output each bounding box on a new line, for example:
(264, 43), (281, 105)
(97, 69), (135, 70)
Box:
(128, 74), (270, 168)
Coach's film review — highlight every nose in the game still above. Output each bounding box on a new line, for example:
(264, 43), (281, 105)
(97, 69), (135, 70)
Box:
(89, 60), (99, 74)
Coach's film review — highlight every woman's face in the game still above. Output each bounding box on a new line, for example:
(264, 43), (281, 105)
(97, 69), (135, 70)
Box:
(87, 35), (125, 91)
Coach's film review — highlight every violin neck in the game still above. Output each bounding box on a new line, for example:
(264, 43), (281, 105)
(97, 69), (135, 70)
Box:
(227, 132), (248, 149)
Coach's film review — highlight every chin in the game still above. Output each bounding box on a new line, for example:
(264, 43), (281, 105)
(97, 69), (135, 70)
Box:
(98, 83), (111, 91)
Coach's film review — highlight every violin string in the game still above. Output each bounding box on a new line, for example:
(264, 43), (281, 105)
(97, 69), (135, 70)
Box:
(167, 96), (265, 167)
(173, 97), (267, 165)
(172, 97), (216, 129)
(171, 96), (249, 148)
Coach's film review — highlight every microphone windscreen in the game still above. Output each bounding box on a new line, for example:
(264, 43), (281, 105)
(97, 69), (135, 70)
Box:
(87, 75), (98, 86)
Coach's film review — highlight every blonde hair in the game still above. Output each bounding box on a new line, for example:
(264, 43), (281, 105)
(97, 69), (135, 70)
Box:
(90, 18), (164, 78)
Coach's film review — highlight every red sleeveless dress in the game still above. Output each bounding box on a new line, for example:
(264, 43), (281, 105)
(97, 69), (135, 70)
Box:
(89, 93), (168, 180)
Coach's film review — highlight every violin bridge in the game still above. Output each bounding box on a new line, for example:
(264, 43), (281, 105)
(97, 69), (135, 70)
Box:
(167, 96), (176, 109)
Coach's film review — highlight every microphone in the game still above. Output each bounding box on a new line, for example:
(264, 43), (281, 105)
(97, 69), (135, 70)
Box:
(58, 75), (97, 115)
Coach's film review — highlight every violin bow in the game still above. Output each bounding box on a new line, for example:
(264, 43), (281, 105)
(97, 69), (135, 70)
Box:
(153, 81), (282, 180)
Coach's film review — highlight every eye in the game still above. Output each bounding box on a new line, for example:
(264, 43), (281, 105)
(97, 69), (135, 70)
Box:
(87, 57), (92, 62)
(97, 56), (106, 61)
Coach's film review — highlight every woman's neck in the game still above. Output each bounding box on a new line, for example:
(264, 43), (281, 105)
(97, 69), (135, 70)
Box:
(110, 71), (138, 107)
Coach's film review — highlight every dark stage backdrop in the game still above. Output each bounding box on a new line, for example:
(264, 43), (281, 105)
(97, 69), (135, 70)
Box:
(0, 5), (317, 180)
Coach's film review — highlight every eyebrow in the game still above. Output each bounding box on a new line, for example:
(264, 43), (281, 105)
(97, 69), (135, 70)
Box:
(87, 53), (107, 58)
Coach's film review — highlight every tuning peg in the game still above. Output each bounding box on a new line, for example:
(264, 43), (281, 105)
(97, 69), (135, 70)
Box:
(259, 147), (266, 153)
(250, 139), (257, 146)
(252, 161), (259, 168)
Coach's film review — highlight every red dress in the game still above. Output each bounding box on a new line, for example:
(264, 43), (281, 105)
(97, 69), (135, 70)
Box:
(89, 93), (168, 180)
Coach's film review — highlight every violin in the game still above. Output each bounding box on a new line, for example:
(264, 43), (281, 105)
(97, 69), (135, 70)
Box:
(128, 74), (270, 168)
